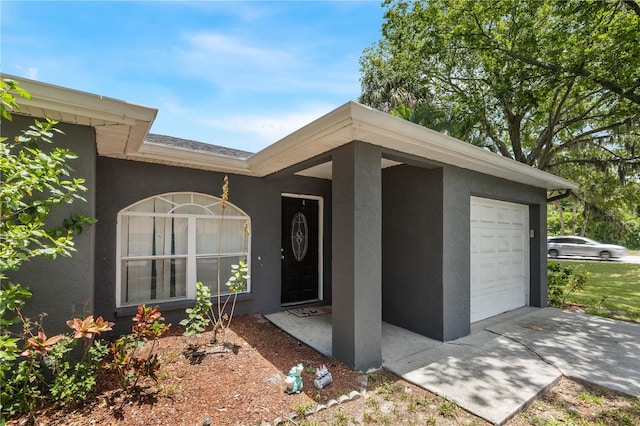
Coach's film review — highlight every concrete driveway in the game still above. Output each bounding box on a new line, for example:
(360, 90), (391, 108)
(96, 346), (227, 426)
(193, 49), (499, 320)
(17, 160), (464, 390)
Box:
(267, 307), (640, 425)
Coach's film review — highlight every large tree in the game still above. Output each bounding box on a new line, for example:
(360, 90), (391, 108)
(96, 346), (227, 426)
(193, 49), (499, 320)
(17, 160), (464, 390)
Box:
(360, 0), (640, 243)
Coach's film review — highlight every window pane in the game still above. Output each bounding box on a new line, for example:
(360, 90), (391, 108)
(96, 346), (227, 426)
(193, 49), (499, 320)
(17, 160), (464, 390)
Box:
(196, 257), (219, 291)
(122, 216), (153, 256)
(121, 258), (187, 305)
(173, 205), (208, 215)
(127, 197), (173, 213)
(196, 218), (219, 254)
(197, 256), (247, 295)
(167, 193), (192, 206)
(220, 220), (249, 254)
(122, 216), (187, 256)
(194, 194), (218, 209)
(156, 217), (188, 256)
(195, 219), (248, 255)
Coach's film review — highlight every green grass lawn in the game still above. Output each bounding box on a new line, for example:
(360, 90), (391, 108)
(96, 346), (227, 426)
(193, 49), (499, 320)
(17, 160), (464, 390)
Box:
(558, 261), (640, 322)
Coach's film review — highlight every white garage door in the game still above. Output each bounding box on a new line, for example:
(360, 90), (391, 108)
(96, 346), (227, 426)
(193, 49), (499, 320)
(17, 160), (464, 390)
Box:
(470, 197), (529, 323)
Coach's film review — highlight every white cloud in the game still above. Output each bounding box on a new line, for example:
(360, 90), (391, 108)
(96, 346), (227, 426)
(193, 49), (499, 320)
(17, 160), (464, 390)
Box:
(173, 30), (359, 99)
(183, 32), (294, 69)
(154, 96), (338, 151)
(201, 103), (336, 143)
(25, 67), (39, 80)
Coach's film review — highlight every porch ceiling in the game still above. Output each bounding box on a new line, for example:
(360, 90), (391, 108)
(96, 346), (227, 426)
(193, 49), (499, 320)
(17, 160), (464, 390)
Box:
(7, 75), (577, 191)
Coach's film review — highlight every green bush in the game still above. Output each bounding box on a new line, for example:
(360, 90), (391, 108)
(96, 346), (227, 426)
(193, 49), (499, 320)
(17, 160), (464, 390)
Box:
(547, 262), (589, 305)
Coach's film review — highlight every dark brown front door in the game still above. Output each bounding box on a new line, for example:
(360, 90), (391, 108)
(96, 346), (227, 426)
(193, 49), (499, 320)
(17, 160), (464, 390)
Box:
(281, 196), (319, 304)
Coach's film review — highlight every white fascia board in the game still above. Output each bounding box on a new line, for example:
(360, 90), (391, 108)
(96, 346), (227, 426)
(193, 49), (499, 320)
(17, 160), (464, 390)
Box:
(347, 103), (579, 191)
(3, 73), (577, 191)
(5, 74), (158, 125)
(128, 142), (254, 175)
(245, 101), (577, 190)
(247, 103), (356, 176)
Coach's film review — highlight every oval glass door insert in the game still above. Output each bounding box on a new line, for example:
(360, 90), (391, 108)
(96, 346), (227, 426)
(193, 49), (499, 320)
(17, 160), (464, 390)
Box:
(291, 212), (308, 262)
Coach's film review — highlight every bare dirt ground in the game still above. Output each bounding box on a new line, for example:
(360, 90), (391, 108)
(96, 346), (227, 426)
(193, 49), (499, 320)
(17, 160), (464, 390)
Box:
(7, 314), (640, 425)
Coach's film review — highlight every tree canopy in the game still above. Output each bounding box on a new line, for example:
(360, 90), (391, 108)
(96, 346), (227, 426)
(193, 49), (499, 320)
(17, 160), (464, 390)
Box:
(360, 0), (640, 245)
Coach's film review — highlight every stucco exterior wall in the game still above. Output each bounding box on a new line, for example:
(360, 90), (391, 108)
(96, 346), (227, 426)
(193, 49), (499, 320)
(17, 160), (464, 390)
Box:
(94, 157), (332, 333)
(2, 115), (97, 335)
(382, 165), (444, 338)
(381, 162), (547, 342)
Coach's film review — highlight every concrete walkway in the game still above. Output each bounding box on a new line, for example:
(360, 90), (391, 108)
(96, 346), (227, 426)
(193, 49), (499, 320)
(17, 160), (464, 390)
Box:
(266, 307), (640, 425)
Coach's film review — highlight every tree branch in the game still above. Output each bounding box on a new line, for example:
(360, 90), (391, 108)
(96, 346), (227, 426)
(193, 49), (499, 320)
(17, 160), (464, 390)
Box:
(498, 48), (640, 106)
(529, 79), (576, 167)
(469, 8), (640, 106)
(551, 118), (635, 157)
(623, 0), (640, 16)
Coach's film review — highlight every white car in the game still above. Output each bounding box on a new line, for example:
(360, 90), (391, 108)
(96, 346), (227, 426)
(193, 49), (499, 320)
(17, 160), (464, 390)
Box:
(547, 236), (627, 260)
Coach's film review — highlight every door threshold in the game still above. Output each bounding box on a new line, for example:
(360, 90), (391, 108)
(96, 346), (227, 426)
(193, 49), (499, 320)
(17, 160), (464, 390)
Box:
(281, 298), (321, 307)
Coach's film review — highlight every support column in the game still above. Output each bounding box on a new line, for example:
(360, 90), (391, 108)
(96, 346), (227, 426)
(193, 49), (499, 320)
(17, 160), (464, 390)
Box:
(331, 142), (382, 371)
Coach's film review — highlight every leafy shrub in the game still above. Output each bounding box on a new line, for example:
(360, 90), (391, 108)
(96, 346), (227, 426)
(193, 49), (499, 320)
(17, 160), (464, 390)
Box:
(109, 305), (170, 392)
(0, 314), (113, 418)
(48, 335), (110, 407)
(547, 262), (589, 305)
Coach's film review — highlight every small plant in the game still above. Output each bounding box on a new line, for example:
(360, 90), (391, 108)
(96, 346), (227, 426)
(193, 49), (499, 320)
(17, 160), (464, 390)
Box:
(547, 262), (589, 305)
(438, 399), (458, 417)
(407, 396), (418, 413)
(363, 410), (377, 422)
(1, 312), (113, 418)
(366, 396), (380, 410)
(47, 315), (112, 407)
(294, 401), (314, 417)
(180, 176), (250, 346)
(109, 305), (170, 392)
(159, 383), (181, 398)
(0, 312), (56, 417)
(180, 282), (213, 337)
(375, 380), (404, 400)
(579, 390), (603, 405)
(333, 409), (349, 426)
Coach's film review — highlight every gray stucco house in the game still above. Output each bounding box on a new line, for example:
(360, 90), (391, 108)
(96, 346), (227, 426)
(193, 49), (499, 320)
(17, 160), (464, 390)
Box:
(3, 75), (577, 371)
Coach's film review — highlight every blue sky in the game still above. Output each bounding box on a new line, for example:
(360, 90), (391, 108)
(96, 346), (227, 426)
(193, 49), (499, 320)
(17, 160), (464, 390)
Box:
(1, 1), (384, 152)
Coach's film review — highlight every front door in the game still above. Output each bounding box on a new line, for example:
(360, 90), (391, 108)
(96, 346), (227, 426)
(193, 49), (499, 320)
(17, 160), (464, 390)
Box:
(281, 196), (320, 304)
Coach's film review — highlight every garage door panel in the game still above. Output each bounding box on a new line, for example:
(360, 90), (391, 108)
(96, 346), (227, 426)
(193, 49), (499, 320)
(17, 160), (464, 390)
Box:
(471, 258), (523, 288)
(511, 208), (525, 225)
(470, 197), (529, 323)
(496, 206), (512, 224)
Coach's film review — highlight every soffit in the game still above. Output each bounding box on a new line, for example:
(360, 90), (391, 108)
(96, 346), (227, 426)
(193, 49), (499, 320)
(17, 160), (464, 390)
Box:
(4, 74), (157, 158)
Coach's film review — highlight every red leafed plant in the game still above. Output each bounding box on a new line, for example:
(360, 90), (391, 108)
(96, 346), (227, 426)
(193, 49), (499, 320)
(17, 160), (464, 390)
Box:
(110, 305), (171, 391)
(21, 331), (63, 356)
(66, 315), (114, 339)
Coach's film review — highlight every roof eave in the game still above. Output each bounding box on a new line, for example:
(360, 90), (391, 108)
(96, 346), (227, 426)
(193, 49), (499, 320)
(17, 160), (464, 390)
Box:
(249, 102), (578, 191)
(3, 74), (158, 158)
(120, 142), (255, 175)
(4, 75), (577, 191)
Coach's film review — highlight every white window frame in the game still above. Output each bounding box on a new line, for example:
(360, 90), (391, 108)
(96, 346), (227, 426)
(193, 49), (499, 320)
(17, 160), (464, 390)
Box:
(116, 192), (251, 308)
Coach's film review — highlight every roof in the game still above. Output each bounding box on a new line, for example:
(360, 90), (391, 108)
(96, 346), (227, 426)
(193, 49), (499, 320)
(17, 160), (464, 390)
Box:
(3, 74), (577, 191)
(145, 134), (252, 160)
(2, 74), (157, 158)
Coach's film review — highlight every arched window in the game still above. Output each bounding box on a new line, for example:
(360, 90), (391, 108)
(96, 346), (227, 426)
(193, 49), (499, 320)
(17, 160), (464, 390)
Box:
(116, 192), (250, 307)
